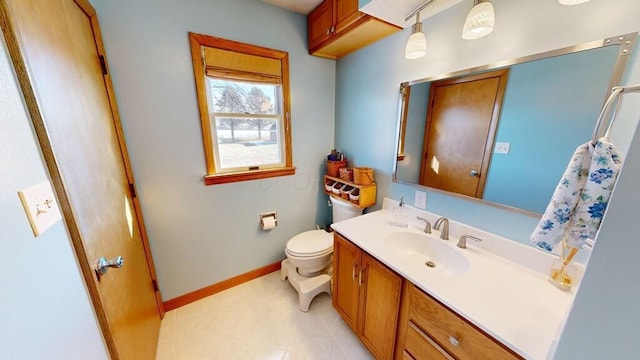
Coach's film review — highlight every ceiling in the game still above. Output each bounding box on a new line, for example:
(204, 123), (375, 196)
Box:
(261, 0), (323, 15)
(261, 0), (464, 28)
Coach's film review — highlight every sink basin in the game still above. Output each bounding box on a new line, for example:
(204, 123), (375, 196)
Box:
(385, 232), (470, 275)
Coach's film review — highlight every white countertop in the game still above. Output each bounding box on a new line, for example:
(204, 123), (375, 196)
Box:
(331, 198), (578, 360)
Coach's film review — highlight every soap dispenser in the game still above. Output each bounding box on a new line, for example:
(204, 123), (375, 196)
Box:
(390, 197), (409, 227)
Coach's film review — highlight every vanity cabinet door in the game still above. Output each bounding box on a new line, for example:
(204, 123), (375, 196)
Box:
(333, 232), (361, 331)
(359, 253), (403, 360)
(333, 232), (402, 360)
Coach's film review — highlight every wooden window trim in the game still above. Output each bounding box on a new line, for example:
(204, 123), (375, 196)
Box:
(204, 167), (296, 185)
(189, 32), (294, 185)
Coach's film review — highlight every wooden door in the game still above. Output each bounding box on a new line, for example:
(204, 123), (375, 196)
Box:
(333, 233), (361, 332)
(334, 0), (362, 33)
(419, 69), (509, 198)
(358, 253), (402, 360)
(308, 0), (333, 50)
(0, 0), (162, 359)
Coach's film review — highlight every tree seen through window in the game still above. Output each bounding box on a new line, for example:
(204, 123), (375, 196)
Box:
(208, 78), (282, 169)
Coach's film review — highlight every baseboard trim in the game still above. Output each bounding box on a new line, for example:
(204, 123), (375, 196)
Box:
(163, 260), (283, 311)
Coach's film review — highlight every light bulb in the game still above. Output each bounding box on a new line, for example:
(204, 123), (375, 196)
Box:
(559, 0), (590, 5)
(462, 0), (495, 40)
(405, 21), (426, 60)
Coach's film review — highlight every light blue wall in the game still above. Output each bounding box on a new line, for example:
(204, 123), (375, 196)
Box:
(0, 33), (107, 359)
(483, 46), (619, 213)
(336, 0), (640, 247)
(92, 0), (336, 299)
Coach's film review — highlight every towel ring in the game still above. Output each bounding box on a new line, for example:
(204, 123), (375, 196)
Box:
(591, 84), (640, 145)
(591, 87), (623, 145)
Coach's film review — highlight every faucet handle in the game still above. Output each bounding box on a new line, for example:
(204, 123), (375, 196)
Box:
(457, 234), (482, 249)
(416, 217), (431, 234)
(434, 217), (449, 240)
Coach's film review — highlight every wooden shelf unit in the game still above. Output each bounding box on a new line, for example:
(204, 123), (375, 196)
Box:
(324, 175), (376, 209)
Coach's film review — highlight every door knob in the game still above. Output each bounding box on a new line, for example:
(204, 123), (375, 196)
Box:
(95, 256), (124, 279)
(470, 170), (479, 177)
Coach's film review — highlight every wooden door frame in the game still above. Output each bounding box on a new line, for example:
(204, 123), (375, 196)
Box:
(0, 1), (163, 358)
(419, 68), (509, 198)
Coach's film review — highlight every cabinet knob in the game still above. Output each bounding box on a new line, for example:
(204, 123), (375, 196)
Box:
(470, 170), (479, 177)
(330, 26), (335, 33)
(326, 29), (331, 35)
(449, 336), (460, 347)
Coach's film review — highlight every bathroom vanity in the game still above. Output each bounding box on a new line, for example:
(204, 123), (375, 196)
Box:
(331, 199), (577, 360)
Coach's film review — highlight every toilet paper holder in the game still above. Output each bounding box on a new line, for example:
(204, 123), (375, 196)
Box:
(260, 211), (278, 230)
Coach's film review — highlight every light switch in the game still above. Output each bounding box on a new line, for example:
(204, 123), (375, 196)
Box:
(414, 190), (427, 209)
(18, 181), (62, 237)
(495, 142), (511, 154)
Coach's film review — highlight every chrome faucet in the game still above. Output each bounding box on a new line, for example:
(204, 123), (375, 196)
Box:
(416, 217), (431, 234)
(434, 217), (449, 240)
(457, 234), (482, 249)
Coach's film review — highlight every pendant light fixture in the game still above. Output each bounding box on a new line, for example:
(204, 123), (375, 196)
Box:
(462, 0), (495, 40)
(404, 0), (433, 60)
(558, 0), (590, 4)
(405, 12), (426, 59)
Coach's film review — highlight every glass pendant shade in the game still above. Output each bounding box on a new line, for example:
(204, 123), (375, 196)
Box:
(405, 22), (426, 59)
(559, 0), (589, 4)
(462, 0), (495, 40)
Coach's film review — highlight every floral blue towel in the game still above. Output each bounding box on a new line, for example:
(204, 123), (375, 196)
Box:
(531, 137), (622, 251)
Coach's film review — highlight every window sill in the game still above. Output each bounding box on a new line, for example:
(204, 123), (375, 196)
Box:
(204, 167), (296, 185)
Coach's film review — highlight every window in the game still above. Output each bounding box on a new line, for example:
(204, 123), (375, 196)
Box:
(189, 32), (294, 185)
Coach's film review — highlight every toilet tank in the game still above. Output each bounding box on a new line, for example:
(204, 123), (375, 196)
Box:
(330, 196), (364, 223)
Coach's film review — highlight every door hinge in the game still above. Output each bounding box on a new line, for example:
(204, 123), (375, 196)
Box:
(152, 279), (159, 292)
(129, 183), (137, 199)
(98, 54), (108, 75)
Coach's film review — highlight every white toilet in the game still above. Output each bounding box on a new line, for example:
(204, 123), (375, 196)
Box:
(280, 196), (363, 311)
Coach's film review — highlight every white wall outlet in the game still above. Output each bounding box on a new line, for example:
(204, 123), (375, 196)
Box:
(18, 181), (62, 237)
(414, 190), (427, 209)
(494, 142), (511, 154)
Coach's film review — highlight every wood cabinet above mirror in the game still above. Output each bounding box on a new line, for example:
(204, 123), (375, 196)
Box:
(393, 32), (637, 216)
(307, 0), (400, 59)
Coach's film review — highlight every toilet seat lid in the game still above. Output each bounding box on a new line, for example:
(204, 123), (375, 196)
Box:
(286, 230), (333, 257)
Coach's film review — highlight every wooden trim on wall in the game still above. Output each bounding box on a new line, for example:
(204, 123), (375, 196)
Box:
(163, 260), (283, 311)
(86, 1), (164, 319)
(189, 32), (294, 183)
(204, 166), (296, 185)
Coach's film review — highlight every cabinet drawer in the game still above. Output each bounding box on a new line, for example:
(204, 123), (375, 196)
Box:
(408, 285), (519, 360)
(405, 321), (453, 360)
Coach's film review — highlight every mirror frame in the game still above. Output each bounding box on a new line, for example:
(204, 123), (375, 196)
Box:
(393, 32), (638, 218)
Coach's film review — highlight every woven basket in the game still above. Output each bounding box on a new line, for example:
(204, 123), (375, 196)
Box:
(339, 168), (354, 182)
(353, 167), (374, 185)
(326, 159), (347, 177)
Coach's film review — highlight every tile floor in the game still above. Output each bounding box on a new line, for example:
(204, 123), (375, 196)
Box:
(156, 271), (374, 360)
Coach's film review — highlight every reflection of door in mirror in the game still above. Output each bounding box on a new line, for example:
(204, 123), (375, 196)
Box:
(393, 33), (636, 215)
(419, 69), (509, 198)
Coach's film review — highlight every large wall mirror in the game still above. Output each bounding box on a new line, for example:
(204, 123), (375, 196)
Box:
(393, 33), (637, 216)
